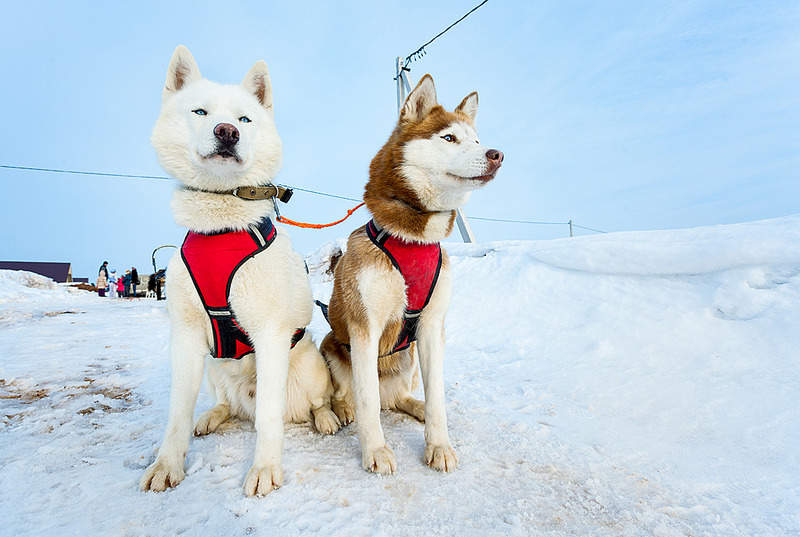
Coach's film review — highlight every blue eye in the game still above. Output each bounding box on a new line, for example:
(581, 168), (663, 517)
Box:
(441, 134), (457, 143)
(239, 116), (251, 123)
(192, 109), (207, 116)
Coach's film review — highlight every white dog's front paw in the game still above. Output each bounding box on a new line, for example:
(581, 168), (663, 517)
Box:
(362, 445), (397, 475)
(194, 404), (231, 436)
(425, 443), (458, 472)
(243, 464), (283, 497)
(312, 406), (341, 435)
(140, 456), (185, 492)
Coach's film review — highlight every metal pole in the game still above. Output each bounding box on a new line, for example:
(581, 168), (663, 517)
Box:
(455, 209), (476, 242)
(395, 57), (475, 243)
(569, 219), (573, 237)
(396, 57), (405, 112)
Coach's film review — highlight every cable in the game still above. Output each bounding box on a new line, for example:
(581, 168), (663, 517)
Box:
(470, 216), (568, 225)
(471, 216), (607, 233)
(0, 164), (363, 203)
(403, 0), (490, 68)
(285, 185), (362, 203)
(0, 163), (609, 233)
(572, 223), (608, 234)
(0, 164), (171, 181)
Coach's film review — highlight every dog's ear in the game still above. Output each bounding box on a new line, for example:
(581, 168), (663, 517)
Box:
(401, 74), (437, 123)
(242, 61), (273, 111)
(455, 92), (478, 123)
(163, 45), (201, 100)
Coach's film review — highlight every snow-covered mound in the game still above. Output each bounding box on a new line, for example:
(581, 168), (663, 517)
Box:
(0, 270), (89, 325)
(0, 269), (60, 300)
(1, 216), (798, 536)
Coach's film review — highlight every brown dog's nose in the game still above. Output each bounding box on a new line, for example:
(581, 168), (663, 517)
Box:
(214, 123), (239, 146)
(486, 149), (504, 164)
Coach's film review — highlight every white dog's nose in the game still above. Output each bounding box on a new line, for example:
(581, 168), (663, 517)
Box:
(214, 123), (240, 146)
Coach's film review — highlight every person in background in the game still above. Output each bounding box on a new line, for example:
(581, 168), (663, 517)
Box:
(108, 270), (118, 299)
(130, 266), (139, 297)
(155, 269), (165, 300)
(123, 270), (132, 297)
(147, 273), (156, 298)
(117, 274), (125, 298)
(98, 261), (109, 280)
(96, 267), (108, 297)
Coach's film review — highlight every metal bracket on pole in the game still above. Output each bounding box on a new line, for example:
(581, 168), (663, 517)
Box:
(395, 56), (475, 243)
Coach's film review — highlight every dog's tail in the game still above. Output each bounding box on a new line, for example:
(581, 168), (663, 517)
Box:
(320, 330), (351, 367)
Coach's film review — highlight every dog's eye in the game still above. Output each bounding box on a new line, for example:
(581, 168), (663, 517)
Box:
(192, 109), (207, 116)
(239, 116), (251, 123)
(441, 134), (457, 143)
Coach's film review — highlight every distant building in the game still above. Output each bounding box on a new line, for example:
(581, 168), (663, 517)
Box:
(0, 261), (73, 283)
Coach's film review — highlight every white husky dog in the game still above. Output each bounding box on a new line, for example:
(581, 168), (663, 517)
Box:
(140, 45), (339, 497)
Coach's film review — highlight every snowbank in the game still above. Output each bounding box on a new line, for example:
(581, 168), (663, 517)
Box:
(0, 269), (92, 325)
(0, 269), (60, 299)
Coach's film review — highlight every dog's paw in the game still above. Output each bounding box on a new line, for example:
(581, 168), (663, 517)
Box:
(313, 406), (341, 435)
(140, 457), (185, 492)
(398, 397), (425, 422)
(194, 404), (230, 436)
(243, 464), (283, 497)
(332, 398), (355, 425)
(362, 445), (397, 475)
(424, 443), (458, 472)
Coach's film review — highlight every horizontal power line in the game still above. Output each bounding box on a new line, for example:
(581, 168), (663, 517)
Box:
(470, 216), (607, 233)
(470, 216), (568, 225)
(0, 164), (362, 203)
(0, 164), (170, 181)
(287, 186), (361, 203)
(0, 163), (607, 233)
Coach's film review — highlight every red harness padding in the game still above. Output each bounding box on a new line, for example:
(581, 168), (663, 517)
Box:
(181, 217), (304, 359)
(366, 219), (442, 355)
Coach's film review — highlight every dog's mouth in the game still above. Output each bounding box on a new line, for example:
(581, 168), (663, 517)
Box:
(201, 147), (242, 163)
(449, 167), (500, 183)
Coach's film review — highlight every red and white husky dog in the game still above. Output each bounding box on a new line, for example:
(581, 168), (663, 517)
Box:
(140, 46), (339, 497)
(320, 74), (503, 474)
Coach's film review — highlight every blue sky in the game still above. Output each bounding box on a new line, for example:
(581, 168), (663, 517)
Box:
(0, 1), (798, 280)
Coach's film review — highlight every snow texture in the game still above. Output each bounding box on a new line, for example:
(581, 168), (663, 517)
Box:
(1, 216), (799, 536)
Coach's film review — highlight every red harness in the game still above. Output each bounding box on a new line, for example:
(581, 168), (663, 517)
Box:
(181, 217), (304, 359)
(366, 219), (442, 355)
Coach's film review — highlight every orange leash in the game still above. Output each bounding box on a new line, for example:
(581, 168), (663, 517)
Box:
(276, 202), (365, 229)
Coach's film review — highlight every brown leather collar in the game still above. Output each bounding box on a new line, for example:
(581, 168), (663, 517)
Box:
(390, 196), (452, 217)
(185, 185), (293, 203)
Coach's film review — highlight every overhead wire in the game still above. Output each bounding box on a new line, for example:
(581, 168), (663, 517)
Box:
(0, 164), (362, 203)
(469, 216), (568, 225)
(0, 163), (607, 233)
(0, 164), (170, 181)
(403, 0), (490, 69)
(572, 223), (608, 234)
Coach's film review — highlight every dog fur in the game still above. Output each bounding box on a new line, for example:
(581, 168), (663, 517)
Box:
(140, 45), (339, 497)
(320, 74), (502, 474)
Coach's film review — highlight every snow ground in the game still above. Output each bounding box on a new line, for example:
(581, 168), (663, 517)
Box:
(1, 216), (799, 537)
